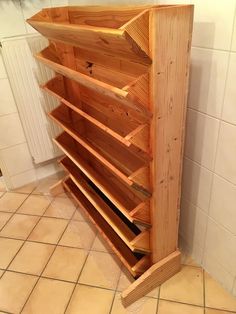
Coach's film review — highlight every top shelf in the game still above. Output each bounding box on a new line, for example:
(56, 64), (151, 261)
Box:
(27, 6), (152, 65)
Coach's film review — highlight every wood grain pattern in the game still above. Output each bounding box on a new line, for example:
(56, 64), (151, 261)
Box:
(149, 6), (194, 262)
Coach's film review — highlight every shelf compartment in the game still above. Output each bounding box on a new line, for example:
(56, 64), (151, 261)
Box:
(55, 132), (151, 226)
(60, 157), (150, 254)
(63, 177), (151, 276)
(27, 6), (151, 66)
(50, 105), (151, 195)
(36, 44), (151, 119)
(43, 75), (149, 150)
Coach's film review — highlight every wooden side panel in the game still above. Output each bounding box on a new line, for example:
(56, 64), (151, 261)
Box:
(150, 6), (194, 262)
(122, 250), (181, 306)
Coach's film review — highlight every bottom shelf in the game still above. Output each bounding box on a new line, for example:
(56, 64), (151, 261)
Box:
(63, 177), (150, 277)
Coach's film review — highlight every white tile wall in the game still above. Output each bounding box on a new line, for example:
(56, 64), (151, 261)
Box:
(184, 109), (219, 170)
(180, 199), (207, 256)
(182, 157), (213, 212)
(0, 53), (7, 79)
(209, 175), (236, 235)
(222, 53), (236, 125)
(190, 0), (236, 50)
(204, 219), (236, 277)
(0, 143), (34, 176)
(0, 1), (26, 39)
(232, 14), (236, 52)
(215, 122), (236, 185)
(0, 113), (26, 149)
(0, 79), (17, 116)
(188, 48), (229, 118)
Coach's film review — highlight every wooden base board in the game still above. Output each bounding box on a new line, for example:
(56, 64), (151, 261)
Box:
(49, 179), (64, 196)
(121, 250), (181, 307)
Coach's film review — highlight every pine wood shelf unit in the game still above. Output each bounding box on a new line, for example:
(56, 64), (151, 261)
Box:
(28, 4), (193, 306)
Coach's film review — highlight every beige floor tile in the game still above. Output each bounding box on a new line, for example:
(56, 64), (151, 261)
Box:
(0, 212), (12, 229)
(111, 292), (157, 314)
(32, 173), (64, 195)
(66, 284), (114, 314)
(72, 208), (87, 221)
(59, 221), (96, 249)
(0, 179), (6, 192)
(0, 192), (4, 198)
(158, 300), (204, 314)
(43, 246), (87, 282)
(0, 270), (3, 277)
(205, 272), (236, 312)
(44, 197), (76, 219)
(29, 217), (68, 244)
(0, 214), (40, 240)
(91, 234), (113, 253)
(0, 192), (28, 213)
(79, 251), (121, 289)
(17, 195), (52, 216)
(160, 265), (204, 306)
(13, 182), (37, 194)
(0, 238), (23, 269)
(205, 308), (236, 314)
(0, 271), (37, 313)
(22, 278), (74, 314)
(9, 242), (54, 275)
(117, 267), (159, 298)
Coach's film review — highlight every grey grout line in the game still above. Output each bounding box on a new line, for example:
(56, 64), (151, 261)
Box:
(156, 284), (161, 314)
(19, 206), (74, 313)
(63, 226), (99, 313)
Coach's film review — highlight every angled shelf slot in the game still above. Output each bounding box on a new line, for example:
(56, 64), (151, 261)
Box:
(60, 157), (150, 254)
(55, 135), (151, 226)
(63, 177), (150, 276)
(43, 75), (149, 151)
(50, 105), (151, 195)
(36, 44), (151, 119)
(27, 6), (152, 66)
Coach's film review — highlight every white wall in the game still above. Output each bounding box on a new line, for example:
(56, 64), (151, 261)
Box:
(0, 0), (68, 189)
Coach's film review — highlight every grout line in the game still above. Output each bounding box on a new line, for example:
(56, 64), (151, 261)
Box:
(155, 284), (161, 314)
(158, 298), (204, 309)
(19, 204), (74, 313)
(63, 225), (99, 313)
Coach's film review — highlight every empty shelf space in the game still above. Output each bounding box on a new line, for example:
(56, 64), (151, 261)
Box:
(61, 158), (150, 254)
(43, 75), (149, 148)
(63, 177), (150, 276)
(50, 105), (151, 194)
(36, 45), (151, 118)
(27, 6), (152, 65)
(55, 132), (150, 225)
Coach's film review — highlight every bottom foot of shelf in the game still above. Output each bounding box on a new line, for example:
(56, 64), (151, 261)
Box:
(121, 250), (181, 307)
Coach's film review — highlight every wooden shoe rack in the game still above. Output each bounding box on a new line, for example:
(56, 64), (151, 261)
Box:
(27, 5), (193, 306)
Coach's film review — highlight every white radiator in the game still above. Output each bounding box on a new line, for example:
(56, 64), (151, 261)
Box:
(1, 34), (61, 164)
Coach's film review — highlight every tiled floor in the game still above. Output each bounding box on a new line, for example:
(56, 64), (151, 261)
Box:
(0, 175), (236, 314)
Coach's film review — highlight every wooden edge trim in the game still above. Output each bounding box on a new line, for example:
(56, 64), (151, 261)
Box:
(121, 250), (181, 307)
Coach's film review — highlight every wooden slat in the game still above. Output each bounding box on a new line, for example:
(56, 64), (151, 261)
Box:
(42, 75), (149, 147)
(50, 106), (151, 194)
(60, 158), (150, 254)
(55, 138), (151, 226)
(36, 45), (151, 118)
(63, 178), (141, 277)
(27, 17), (151, 65)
